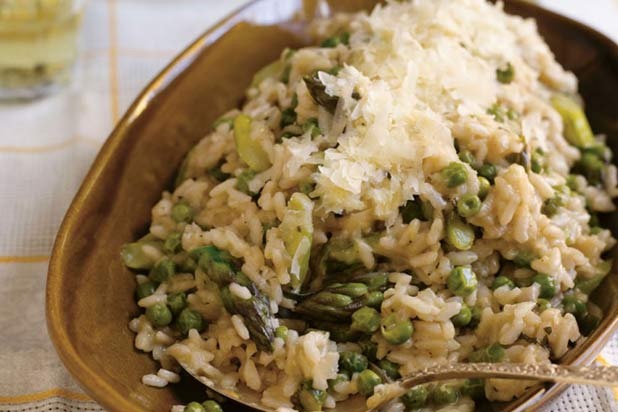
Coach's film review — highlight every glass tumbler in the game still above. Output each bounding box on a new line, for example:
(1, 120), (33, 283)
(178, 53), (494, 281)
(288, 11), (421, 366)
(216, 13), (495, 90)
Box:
(0, 0), (84, 100)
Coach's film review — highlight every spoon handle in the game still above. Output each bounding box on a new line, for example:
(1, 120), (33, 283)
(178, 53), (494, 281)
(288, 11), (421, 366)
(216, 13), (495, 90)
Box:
(368, 362), (618, 410)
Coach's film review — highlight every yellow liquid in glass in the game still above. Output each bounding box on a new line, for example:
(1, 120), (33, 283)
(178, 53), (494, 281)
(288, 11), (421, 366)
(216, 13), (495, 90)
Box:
(0, 0), (82, 98)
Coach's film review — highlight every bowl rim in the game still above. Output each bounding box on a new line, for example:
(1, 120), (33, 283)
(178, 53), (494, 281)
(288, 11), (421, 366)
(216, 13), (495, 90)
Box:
(46, 1), (618, 411)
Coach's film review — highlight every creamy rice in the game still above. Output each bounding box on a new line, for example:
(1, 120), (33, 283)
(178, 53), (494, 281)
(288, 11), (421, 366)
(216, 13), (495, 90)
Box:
(121, 1), (616, 411)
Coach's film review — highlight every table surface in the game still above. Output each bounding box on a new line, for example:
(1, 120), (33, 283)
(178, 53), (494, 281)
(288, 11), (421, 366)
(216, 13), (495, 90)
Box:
(0, 1), (617, 411)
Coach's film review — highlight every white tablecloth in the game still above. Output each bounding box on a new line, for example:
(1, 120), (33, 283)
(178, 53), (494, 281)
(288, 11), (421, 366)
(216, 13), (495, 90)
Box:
(0, 1), (617, 411)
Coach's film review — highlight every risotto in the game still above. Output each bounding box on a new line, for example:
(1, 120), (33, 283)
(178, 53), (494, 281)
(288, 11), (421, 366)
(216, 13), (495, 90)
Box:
(121, 0), (617, 411)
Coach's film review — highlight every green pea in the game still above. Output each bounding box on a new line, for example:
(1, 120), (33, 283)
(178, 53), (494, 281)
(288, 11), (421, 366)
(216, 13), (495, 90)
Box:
(478, 163), (497, 183)
(357, 369), (382, 397)
(451, 304), (472, 327)
(562, 295), (587, 317)
(469, 343), (505, 363)
(201, 401), (223, 412)
(328, 373), (349, 389)
(150, 257), (176, 283)
(542, 196), (564, 217)
(582, 143), (609, 159)
(457, 194), (481, 217)
(536, 298), (551, 312)
(351, 307), (381, 334)
(209, 165), (231, 182)
(281, 131), (300, 139)
(492, 275), (515, 290)
(566, 174), (579, 191)
(275, 325), (289, 340)
(321, 36), (341, 48)
(496, 62), (515, 84)
(513, 250), (535, 268)
(447, 266), (478, 297)
(478, 176), (491, 199)
(589, 213), (600, 228)
(401, 385), (428, 409)
(298, 381), (326, 411)
(486, 343), (506, 362)
(432, 383), (460, 405)
(531, 149), (545, 174)
(163, 232), (183, 254)
(487, 103), (507, 123)
(136, 281), (156, 300)
(299, 181), (315, 195)
(532, 273), (557, 299)
(180, 256), (197, 273)
(461, 378), (485, 399)
(458, 150), (477, 167)
(339, 351), (368, 374)
(167, 292), (187, 315)
(578, 313), (600, 336)
(176, 308), (204, 335)
(358, 339), (377, 361)
(184, 402), (205, 412)
(380, 313), (413, 345)
(236, 169), (257, 195)
(446, 214), (475, 251)
(281, 64), (292, 84)
(441, 162), (468, 188)
(378, 359), (401, 380)
(280, 107), (297, 128)
(400, 198), (425, 223)
(171, 201), (194, 223)
(575, 152), (604, 185)
(146, 303), (172, 327)
(469, 306), (482, 328)
(302, 117), (321, 138)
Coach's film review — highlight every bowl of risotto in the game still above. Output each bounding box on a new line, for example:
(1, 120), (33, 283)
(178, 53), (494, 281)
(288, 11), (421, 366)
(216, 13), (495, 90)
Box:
(47, 0), (618, 411)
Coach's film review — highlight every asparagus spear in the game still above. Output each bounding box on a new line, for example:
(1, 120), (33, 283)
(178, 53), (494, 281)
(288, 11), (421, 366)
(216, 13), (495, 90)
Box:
(303, 72), (339, 113)
(195, 245), (276, 352)
(295, 273), (388, 323)
(234, 114), (271, 172)
(280, 193), (314, 291)
(310, 238), (366, 289)
(121, 234), (163, 270)
(551, 94), (595, 149)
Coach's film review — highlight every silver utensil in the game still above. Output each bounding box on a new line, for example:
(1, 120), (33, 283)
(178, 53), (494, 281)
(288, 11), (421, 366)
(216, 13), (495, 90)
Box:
(180, 359), (618, 411)
(367, 362), (618, 410)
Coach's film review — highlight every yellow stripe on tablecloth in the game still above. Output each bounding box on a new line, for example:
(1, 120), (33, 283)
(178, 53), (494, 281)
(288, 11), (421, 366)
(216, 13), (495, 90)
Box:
(0, 255), (50, 263)
(0, 136), (100, 154)
(0, 388), (92, 403)
(83, 47), (177, 59)
(108, 0), (120, 123)
(597, 355), (618, 400)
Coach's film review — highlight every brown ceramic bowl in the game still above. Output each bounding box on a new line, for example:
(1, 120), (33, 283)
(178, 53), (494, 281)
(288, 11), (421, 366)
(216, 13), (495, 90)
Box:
(46, 1), (618, 411)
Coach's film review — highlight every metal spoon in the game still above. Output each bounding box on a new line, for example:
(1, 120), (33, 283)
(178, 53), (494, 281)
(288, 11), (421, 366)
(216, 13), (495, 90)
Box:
(180, 359), (618, 411)
(367, 362), (618, 410)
